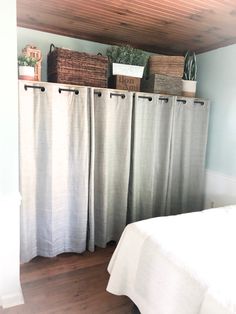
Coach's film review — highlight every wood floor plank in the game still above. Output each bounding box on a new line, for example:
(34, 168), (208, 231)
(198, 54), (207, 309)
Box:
(0, 245), (135, 314)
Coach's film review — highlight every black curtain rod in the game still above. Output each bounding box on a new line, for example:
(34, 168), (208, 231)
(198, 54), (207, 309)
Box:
(137, 95), (169, 103)
(159, 96), (169, 102)
(110, 92), (126, 99)
(23, 85), (205, 105)
(94, 92), (169, 103)
(94, 91), (126, 98)
(138, 95), (153, 101)
(58, 88), (79, 95)
(177, 99), (205, 106)
(94, 91), (102, 97)
(177, 99), (187, 104)
(24, 86), (125, 98)
(24, 84), (45, 92)
(194, 101), (205, 106)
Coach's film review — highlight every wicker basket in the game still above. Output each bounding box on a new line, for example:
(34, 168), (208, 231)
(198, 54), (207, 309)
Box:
(149, 55), (184, 78)
(47, 44), (108, 87)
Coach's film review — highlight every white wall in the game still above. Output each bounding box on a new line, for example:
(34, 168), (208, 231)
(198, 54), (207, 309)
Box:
(204, 170), (236, 209)
(0, 0), (24, 309)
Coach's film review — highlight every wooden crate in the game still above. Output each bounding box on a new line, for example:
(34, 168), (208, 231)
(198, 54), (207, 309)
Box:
(149, 55), (184, 78)
(47, 44), (108, 87)
(141, 74), (182, 95)
(109, 75), (141, 92)
(22, 45), (42, 81)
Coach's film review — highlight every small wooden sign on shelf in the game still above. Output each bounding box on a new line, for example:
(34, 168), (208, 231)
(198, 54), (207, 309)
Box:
(109, 75), (141, 92)
(22, 45), (42, 81)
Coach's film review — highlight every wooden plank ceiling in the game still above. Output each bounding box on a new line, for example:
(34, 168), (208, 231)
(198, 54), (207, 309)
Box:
(17, 0), (236, 55)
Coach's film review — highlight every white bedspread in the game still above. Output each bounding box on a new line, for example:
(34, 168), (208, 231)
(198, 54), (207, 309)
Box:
(107, 206), (236, 314)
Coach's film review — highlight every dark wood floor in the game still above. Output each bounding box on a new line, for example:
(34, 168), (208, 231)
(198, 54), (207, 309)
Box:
(0, 244), (138, 314)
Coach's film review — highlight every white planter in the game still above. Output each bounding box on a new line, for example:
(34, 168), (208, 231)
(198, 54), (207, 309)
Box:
(182, 80), (197, 97)
(112, 63), (144, 78)
(18, 66), (35, 81)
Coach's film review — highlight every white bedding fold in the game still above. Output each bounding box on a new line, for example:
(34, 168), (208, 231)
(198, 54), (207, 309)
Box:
(107, 206), (236, 314)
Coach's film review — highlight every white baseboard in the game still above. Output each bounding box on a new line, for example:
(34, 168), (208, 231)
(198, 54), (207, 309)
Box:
(1, 290), (24, 309)
(204, 169), (236, 209)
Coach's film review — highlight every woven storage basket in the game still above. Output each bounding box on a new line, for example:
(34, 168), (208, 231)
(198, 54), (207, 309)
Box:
(47, 44), (108, 87)
(149, 55), (184, 78)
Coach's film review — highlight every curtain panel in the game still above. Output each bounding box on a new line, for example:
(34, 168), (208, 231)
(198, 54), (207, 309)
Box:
(19, 81), (209, 263)
(19, 83), (90, 263)
(128, 93), (174, 222)
(89, 89), (133, 250)
(166, 97), (210, 215)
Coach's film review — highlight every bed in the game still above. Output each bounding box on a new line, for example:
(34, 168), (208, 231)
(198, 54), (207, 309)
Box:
(107, 206), (236, 314)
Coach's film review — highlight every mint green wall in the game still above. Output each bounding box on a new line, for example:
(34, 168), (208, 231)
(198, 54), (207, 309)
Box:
(196, 44), (236, 176)
(17, 27), (111, 82)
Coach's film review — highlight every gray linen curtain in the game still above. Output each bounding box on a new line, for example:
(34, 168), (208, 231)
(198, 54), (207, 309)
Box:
(128, 93), (174, 222)
(19, 82), (90, 263)
(166, 97), (210, 215)
(19, 82), (209, 262)
(88, 89), (133, 249)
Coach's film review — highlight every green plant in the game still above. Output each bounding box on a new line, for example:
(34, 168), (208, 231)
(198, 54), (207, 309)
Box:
(106, 45), (148, 66)
(183, 51), (197, 81)
(18, 55), (37, 67)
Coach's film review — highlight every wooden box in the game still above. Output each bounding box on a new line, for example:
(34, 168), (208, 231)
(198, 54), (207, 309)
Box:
(109, 75), (141, 91)
(141, 74), (182, 95)
(149, 55), (184, 78)
(47, 45), (108, 88)
(22, 45), (42, 81)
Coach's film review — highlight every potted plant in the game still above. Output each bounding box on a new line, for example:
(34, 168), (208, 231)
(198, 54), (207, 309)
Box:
(182, 51), (197, 97)
(106, 45), (148, 78)
(18, 55), (37, 81)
